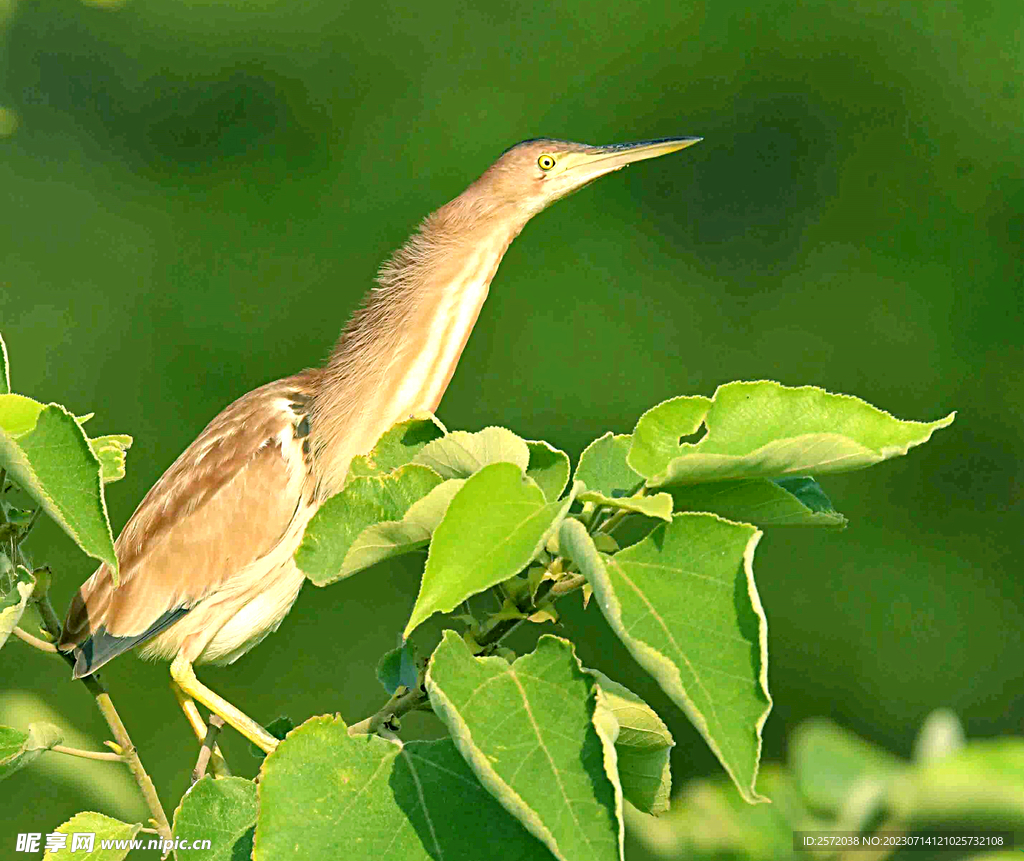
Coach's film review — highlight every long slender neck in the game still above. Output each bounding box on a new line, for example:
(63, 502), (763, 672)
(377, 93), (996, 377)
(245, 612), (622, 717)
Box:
(310, 195), (527, 496)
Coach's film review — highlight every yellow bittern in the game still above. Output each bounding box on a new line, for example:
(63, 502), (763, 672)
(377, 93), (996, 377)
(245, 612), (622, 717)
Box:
(58, 136), (701, 754)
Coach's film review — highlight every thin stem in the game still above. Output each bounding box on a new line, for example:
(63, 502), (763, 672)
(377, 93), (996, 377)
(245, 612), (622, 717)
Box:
(51, 744), (124, 763)
(349, 569), (589, 737)
(35, 594), (172, 841)
(12, 625), (58, 653)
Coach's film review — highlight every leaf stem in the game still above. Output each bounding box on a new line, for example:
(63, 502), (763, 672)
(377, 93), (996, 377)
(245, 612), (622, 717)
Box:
(51, 744), (125, 763)
(349, 569), (588, 737)
(12, 625), (58, 653)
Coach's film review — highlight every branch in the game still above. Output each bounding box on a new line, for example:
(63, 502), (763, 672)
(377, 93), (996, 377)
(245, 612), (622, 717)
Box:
(12, 625), (58, 653)
(348, 569), (588, 738)
(34, 593), (173, 842)
(51, 744), (125, 763)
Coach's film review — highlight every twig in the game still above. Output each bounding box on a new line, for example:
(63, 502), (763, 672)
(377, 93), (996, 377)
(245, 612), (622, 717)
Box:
(192, 715), (225, 783)
(51, 744), (125, 763)
(35, 594), (172, 841)
(12, 625), (58, 653)
(349, 570), (589, 737)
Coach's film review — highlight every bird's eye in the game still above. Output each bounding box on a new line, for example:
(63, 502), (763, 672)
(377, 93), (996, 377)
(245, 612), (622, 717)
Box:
(538, 154), (556, 171)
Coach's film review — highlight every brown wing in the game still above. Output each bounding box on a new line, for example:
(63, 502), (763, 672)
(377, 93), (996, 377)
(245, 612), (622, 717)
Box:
(58, 369), (320, 667)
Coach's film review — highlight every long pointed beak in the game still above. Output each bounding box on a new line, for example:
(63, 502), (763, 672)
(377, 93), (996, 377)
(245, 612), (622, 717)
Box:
(561, 136), (702, 179)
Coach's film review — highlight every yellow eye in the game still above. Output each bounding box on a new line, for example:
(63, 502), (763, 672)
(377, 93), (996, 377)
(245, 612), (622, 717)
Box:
(538, 154), (556, 171)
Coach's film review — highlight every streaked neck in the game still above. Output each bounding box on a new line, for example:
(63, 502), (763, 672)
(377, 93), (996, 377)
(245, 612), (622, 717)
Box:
(311, 198), (526, 496)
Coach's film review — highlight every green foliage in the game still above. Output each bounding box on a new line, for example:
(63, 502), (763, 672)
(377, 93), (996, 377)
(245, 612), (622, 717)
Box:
(295, 463), (443, 585)
(561, 515), (770, 804)
(3, 367), (970, 860)
(254, 715), (552, 860)
(628, 381), (954, 487)
(0, 721), (62, 781)
(425, 633), (622, 861)
(628, 712), (1024, 861)
(173, 776), (257, 861)
(346, 414), (445, 479)
(0, 563), (34, 651)
(404, 462), (576, 637)
(0, 336), (130, 577)
(41, 811), (141, 860)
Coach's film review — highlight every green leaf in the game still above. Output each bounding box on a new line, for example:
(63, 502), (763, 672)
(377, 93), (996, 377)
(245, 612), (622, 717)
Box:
(0, 395), (120, 576)
(254, 714), (551, 860)
(295, 463), (442, 586)
(626, 767), (806, 861)
(42, 811), (142, 860)
(587, 669), (674, 816)
(0, 721), (63, 782)
(346, 414), (446, 479)
(425, 633), (623, 861)
(575, 433), (643, 498)
(888, 738), (1024, 824)
(337, 478), (465, 581)
(789, 718), (903, 816)
(668, 476), (847, 528)
(0, 564), (35, 652)
(526, 439), (571, 500)
(0, 332), (8, 394)
(560, 515), (771, 804)
(578, 490), (673, 521)
(412, 425), (530, 479)
(89, 434), (133, 484)
(404, 463), (576, 637)
(173, 775), (257, 861)
(628, 382), (955, 487)
(377, 641), (420, 695)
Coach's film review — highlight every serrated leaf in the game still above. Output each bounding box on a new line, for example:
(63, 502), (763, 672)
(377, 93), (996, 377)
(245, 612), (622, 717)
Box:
(628, 382), (955, 487)
(668, 476), (847, 528)
(587, 669), (674, 816)
(789, 718), (904, 816)
(88, 434), (133, 484)
(173, 775), (257, 861)
(42, 811), (141, 860)
(526, 439), (571, 500)
(295, 463), (442, 586)
(346, 414), (446, 480)
(0, 395), (120, 576)
(426, 633), (623, 861)
(0, 565), (35, 652)
(560, 515), (770, 804)
(335, 478), (465, 581)
(254, 714), (551, 860)
(413, 425), (530, 479)
(578, 490), (673, 521)
(377, 641), (420, 695)
(0, 332), (8, 394)
(404, 464), (576, 637)
(575, 433), (643, 498)
(0, 721), (63, 782)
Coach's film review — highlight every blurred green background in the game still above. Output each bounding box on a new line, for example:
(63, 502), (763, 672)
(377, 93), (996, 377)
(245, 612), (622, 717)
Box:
(1, 0), (1021, 854)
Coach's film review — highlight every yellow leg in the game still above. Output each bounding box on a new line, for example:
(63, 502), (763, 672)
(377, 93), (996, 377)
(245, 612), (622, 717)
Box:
(170, 654), (279, 753)
(171, 680), (232, 777)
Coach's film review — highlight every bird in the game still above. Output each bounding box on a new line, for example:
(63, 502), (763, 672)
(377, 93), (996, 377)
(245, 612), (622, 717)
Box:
(58, 136), (702, 755)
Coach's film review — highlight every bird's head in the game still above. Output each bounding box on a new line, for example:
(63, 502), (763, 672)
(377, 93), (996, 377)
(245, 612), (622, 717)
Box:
(479, 136), (702, 217)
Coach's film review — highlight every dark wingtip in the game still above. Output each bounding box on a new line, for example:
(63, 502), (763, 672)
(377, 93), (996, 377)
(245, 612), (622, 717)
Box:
(68, 607), (190, 678)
